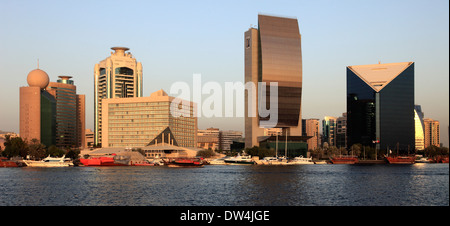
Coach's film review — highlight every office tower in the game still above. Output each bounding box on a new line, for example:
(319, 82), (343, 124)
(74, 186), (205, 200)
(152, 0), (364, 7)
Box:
(20, 67), (56, 147)
(94, 47), (143, 145)
(414, 105), (425, 150)
(347, 62), (415, 152)
(322, 116), (337, 147)
(47, 76), (85, 148)
(336, 113), (347, 148)
(302, 119), (320, 151)
(423, 118), (440, 148)
(101, 89), (197, 148)
(244, 14), (303, 148)
(220, 130), (243, 151)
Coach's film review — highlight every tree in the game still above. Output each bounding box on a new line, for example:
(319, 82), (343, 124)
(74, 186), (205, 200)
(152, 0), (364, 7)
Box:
(245, 146), (275, 159)
(28, 138), (46, 160)
(2, 135), (29, 158)
(46, 145), (65, 157)
(197, 149), (216, 158)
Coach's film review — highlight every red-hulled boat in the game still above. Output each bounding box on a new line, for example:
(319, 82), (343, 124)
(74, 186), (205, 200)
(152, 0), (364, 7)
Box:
(164, 158), (204, 167)
(0, 157), (19, 167)
(386, 156), (415, 164)
(330, 156), (359, 164)
(434, 155), (449, 163)
(79, 156), (128, 166)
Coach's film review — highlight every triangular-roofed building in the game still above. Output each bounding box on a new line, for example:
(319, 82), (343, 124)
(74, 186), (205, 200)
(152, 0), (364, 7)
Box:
(347, 62), (415, 153)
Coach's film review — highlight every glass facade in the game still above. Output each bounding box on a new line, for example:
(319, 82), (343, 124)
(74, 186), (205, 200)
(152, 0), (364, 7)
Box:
(347, 62), (415, 152)
(40, 91), (56, 147)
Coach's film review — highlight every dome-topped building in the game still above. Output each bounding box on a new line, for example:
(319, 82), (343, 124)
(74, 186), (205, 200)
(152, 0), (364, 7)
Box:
(27, 68), (49, 89)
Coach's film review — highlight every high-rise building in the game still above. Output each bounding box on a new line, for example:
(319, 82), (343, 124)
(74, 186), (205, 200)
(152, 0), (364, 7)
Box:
(94, 47), (143, 145)
(423, 118), (440, 148)
(336, 113), (347, 148)
(20, 67), (56, 147)
(47, 76), (85, 148)
(302, 119), (320, 151)
(101, 90), (197, 148)
(322, 116), (337, 147)
(244, 14), (303, 148)
(347, 62), (415, 152)
(414, 105), (425, 150)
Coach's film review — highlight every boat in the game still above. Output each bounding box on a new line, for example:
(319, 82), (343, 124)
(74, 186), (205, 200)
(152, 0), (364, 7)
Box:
(79, 154), (129, 166)
(164, 158), (204, 167)
(330, 156), (359, 164)
(0, 157), (19, 167)
(287, 156), (314, 165)
(223, 154), (254, 165)
(22, 155), (74, 167)
(415, 157), (431, 163)
(386, 156), (415, 164)
(208, 158), (228, 165)
(434, 155), (449, 163)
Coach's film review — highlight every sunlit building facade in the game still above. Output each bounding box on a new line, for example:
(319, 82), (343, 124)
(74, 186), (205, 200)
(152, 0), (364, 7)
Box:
(101, 90), (197, 148)
(94, 47), (143, 145)
(244, 14), (303, 148)
(414, 105), (425, 150)
(424, 118), (440, 148)
(347, 62), (415, 152)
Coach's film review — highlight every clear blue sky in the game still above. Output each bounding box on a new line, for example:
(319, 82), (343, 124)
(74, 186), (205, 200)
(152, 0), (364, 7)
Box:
(1, 0), (449, 146)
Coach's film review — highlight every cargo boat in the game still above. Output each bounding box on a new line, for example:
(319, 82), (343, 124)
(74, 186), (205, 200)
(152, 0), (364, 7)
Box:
(79, 155), (128, 166)
(164, 158), (204, 167)
(330, 156), (358, 164)
(0, 157), (19, 167)
(386, 156), (415, 164)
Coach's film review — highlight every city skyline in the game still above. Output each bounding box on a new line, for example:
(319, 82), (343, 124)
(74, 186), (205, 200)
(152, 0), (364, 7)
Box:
(0, 0), (448, 147)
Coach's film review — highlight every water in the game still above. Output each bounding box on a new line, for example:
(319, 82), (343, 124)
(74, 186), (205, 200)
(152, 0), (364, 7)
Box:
(0, 164), (448, 206)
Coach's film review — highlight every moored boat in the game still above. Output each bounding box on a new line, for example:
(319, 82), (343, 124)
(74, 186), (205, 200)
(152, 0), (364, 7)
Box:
(79, 155), (128, 166)
(330, 156), (358, 164)
(223, 154), (254, 165)
(164, 158), (204, 167)
(386, 156), (415, 164)
(287, 156), (314, 165)
(0, 157), (19, 167)
(22, 155), (74, 167)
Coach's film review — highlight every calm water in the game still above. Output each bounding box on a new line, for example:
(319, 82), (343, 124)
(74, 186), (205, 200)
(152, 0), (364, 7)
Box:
(0, 164), (448, 206)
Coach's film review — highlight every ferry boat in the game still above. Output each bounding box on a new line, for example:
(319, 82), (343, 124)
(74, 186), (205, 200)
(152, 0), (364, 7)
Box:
(386, 156), (415, 164)
(164, 158), (204, 167)
(330, 156), (359, 164)
(79, 155), (128, 166)
(223, 154), (254, 165)
(287, 156), (314, 165)
(23, 155), (74, 167)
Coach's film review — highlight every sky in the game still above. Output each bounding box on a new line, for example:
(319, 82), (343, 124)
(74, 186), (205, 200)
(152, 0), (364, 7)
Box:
(0, 0), (448, 146)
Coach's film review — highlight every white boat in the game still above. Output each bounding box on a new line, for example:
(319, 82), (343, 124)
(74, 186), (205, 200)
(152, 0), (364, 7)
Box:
(208, 158), (229, 165)
(223, 154), (254, 165)
(23, 155), (74, 167)
(258, 156), (288, 165)
(415, 157), (431, 163)
(287, 156), (314, 165)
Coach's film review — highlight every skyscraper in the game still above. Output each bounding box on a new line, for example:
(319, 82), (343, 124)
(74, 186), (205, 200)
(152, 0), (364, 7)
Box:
(414, 105), (425, 150)
(347, 62), (415, 152)
(47, 76), (85, 148)
(94, 47), (143, 145)
(244, 14), (303, 148)
(322, 116), (337, 147)
(423, 118), (440, 148)
(20, 67), (56, 147)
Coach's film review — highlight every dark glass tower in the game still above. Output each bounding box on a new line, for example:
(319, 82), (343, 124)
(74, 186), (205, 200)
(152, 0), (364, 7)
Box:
(347, 62), (415, 153)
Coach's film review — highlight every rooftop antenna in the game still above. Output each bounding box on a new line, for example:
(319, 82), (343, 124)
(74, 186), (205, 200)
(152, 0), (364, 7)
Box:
(37, 59), (39, 69)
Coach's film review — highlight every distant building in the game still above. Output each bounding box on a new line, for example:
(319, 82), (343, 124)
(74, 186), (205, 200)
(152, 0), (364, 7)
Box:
(423, 118), (440, 148)
(336, 113), (347, 148)
(20, 67), (56, 147)
(322, 116), (337, 147)
(302, 119), (320, 151)
(220, 130), (243, 151)
(197, 128), (220, 150)
(85, 129), (94, 148)
(94, 47), (143, 146)
(47, 76), (85, 148)
(101, 89), (197, 148)
(414, 105), (425, 150)
(347, 62), (415, 152)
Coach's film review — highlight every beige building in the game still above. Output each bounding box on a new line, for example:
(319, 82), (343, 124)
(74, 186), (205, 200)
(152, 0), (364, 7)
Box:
(302, 119), (320, 151)
(94, 47), (143, 145)
(424, 118), (440, 148)
(101, 89), (197, 148)
(197, 128), (220, 150)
